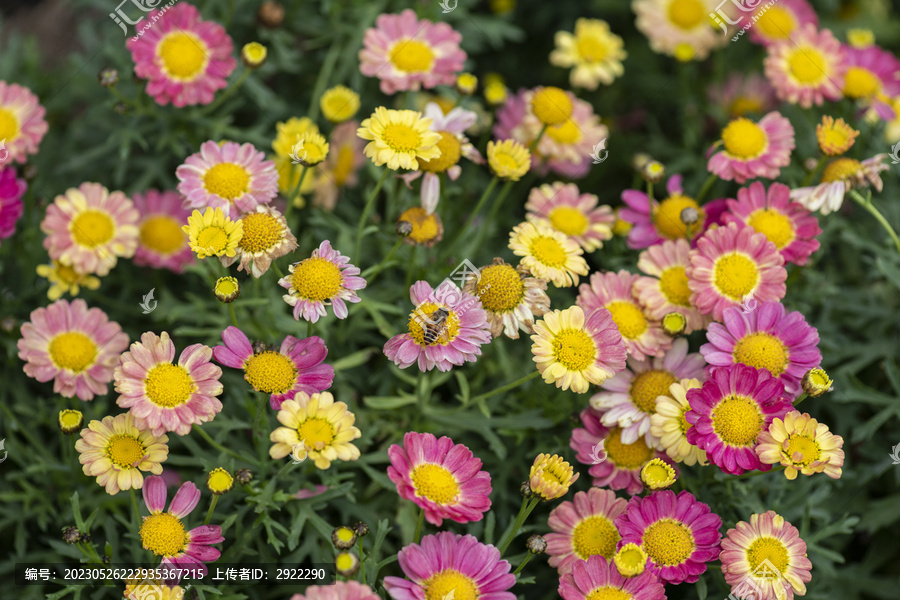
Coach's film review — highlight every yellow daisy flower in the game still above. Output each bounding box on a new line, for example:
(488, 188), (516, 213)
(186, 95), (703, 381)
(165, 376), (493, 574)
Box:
(357, 107), (441, 170)
(613, 543), (648, 577)
(58, 409), (84, 434)
(650, 378), (707, 466)
(550, 18), (627, 90)
(487, 139), (531, 181)
(273, 116), (321, 158)
(36, 261), (101, 300)
(213, 276), (240, 303)
(241, 42), (267, 68)
(206, 467), (234, 495)
(509, 221), (588, 288)
(320, 85), (361, 123)
(755, 411), (844, 480)
(529, 453), (579, 500)
(639, 458), (677, 489)
(297, 132), (329, 166)
(269, 391), (362, 470)
(816, 116), (859, 156)
(182, 207), (243, 259)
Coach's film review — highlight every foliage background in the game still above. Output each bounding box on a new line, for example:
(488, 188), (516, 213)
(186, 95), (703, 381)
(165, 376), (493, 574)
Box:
(1, 0), (899, 598)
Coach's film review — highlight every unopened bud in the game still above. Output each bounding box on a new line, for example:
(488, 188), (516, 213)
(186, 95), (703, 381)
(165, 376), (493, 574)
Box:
(641, 161), (665, 184)
(801, 368), (832, 398)
(332, 526), (357, 550)
(456, 73), (478, 95)
(335, 551), (359, 576)
(662, 312), (687, 337)
(632, 153), (652, 172)
(353, 521), (370, 537)
(396, 220), (413, 237)
(680, 207), (699, 225)
(242, 42), (267, 69)
(98, 68), (119, 87)
(804, 157), (819, 172)
(58, 409), (84, 434)
(235, 468), (253, 484)
(257, 1), (284, 28)
(526, 534), (547, 554)
(214, 276), (240, 303)
(519, 481), (533, 499)
(62, 526), (81, 544)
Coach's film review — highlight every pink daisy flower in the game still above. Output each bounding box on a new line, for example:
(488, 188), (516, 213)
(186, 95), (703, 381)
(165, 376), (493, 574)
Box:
(619, 174), (708, 249)
(707, 72), (777, 118)
(571, 408), (673, 496)
(546, 488), (628, 575)
(41, 182), (140, 276)
(387, 432), (491, 527)
(707, 111), (795, 184)
(722, 181), (821, 266)
(577, 270), (671, 361)
(685, 363), (793, 475)
(842, 45), (900, 120)
(139, 476), (224, 572)
(525, 182), (614, 252)
(290, 581), (381, 600)
(559, 555), (665, 600)
(132, 189), (195, 273)
(176, 140), (278, 219)
(126, 3), (236, 108)
(17, 299), (129, 401)
(747, 0), (818, 47)
(0, 81), (48, 163)
(615, 490), (722, 585)
(764, 24), (846, 108)
(359, 9), (466, 95)
(212, 326), (334, 410)
(700, 301), (821, 397)
(0, 166), (26, 245)
(279, 240), (366, 323)
(114, 331), (224, 437)
(493, 88), (608, 179)
(383, 280), (491, 372)
(383, 532), (515, 600)
(687, 222), (787, 322)
(591, 339), (707, 446)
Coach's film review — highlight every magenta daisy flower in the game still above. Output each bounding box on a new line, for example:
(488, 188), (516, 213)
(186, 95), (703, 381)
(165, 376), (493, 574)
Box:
(132, 189), (194, 273)
(685, 363), (793, 475)
(687, 222), (787, 322)
(546, 488), (628, 575)
(383, 280), (491, 372)
(115, 332), (224, 437)
(619, 174), (707, 249)
(0, 166), (26, 245)
(764, 24), (846, 108)
(126, 3), (236, 107)
(722, 181), (821, 266)
(842, 45), (900, 120)
(0, 81), (48, 163)
(139, 476), (224, 572)
(747, 0), (818, 47)
(577, 270), (670, 361)
(387, 432), (491, 526)
(700, 301), (821, 397)
(559, 555), (665, 600)
(383, 532), (515, 600)
(17, 299), (129, 401)
(176, 140), (278, 219)
(279, 240), (366, 323)
(359, 9), (466, 95)
(41, 182), (140, 276)
(289, 581), (381, 600)
(634, 238), (711, 334)
(525, 182), (614, 252)
(591, 339), (706, 446)
(707, 111), (795, 184)
(213, 326), (334, 410)
(615, 490), (722, 585)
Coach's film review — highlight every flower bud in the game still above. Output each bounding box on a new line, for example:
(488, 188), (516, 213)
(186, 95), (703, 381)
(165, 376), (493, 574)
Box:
(257, 1), (284, 28)
(353, 521), (370, 537)
(662, 312), (687, 337)
(680, 207), (699, 226)
(332, 526), (357, 550)
(456, 73), (478, 96)
(242, 42), (268, 69)
(214, 276), (240, 303)
(335, 551), (359, 577)
(526, 535), (547, 554)
(235, 468), (253, 484)
(519, 481), (533, 499)
(631, 153), (652, 172)
(801, 368), (832, 398)
(62, 526), (81, 544)
(641, 161), (665, 184)
(58, 409), (84, 434)
(98, 68), (119, 87)
(640, 458), (676, 490)
(396, 220), (413, 237)
(206, 467), (234, 495)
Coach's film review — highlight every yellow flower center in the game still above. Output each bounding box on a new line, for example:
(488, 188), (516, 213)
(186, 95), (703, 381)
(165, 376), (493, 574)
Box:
(411, 463), (460, 505)
(630, 369), (679, 413)
(614, 544), (648, 577)
(196, 225), (229, 254)
(787, 47), (827, 84)
(577, 35), (608, 62)
(475, 263), (524, 313)
(659, 266), (692, 307)
(667, 0), (705, 29)
(642, 461), (675, 487)
(140, 215), (185, 255)
(208, 468), (234, 493)
(48, 331), (97, 372)
(325, 94), (356, 122)
(712, 252), (759, 300)
(820, 158), (861, 183)
(843, 66), (881, 99)
(203, 163), (251, 201)
(755, 6), (795, 40)
(552, 328), (598, 372)
(586, 588), (633, 600)
(71, 209), (115, 248)
(641, 518), (695, 566)
(297, 416), (335, 450)
(139, 513), (187, 557)
(55, 263), (82, 284)
(605, 428), (654, 469)
(215, 277), (239, 298)
(157, 32), (209, 81)
(144, 363), (195, 408)
(424, 569), (478, 600)
(408, 301), (461, 346)
(549, 206), (590, 236)
(382, 122), (423, 153)
(605, 301), (648, 340)
(747, 536), (790, 575)
(571, 515), (620, 560)
(807, 369), (831, 389)
(0, 107), (19, 142)
(785, 434), (820, 466)
(107, 434), (145, 469)
(747, 209), (795, 250)
(399, 207), (442, 244)
(332, 146), (357, 186)
(419, 131), (461, 173)
(289, 257), (344, 301)
(239, 212), (283, 253)
(546, 119), (582, 145)
(59, 409), (83, 431)
(532, 87), (574, 126)
(652, 195), (704, 240)
(722, 118), (768, 159)
(818, 124), (854, 155)
(492, 149), (523, 171)
(729, 97), (765, 117)
(733, 332), (790, 377)
(530, 235), (569, 268)
(711, 394), (764, 446)
(390, 39), (435, 73)
(243, 351), (297, 394)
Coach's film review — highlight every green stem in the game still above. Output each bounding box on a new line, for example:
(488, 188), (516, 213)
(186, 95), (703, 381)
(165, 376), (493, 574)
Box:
(285, 166), (311, 224)
(307, 320), (313, 338)
(227, 304), (238, 328)
(793, 392), (809, 407)
(272, 262), (286, 279)
(307, 33), (343, 122)
(130, 488), (141, 528)
(449, 176), (498, 249)
(405, 245), (417, 289)
(487, 180), (515, 223)
(194, 425), (245, 463)
(528, 124), (548, 154)
(202, 67), (251, 115)
(470, 370), (540, 405)
(204, 495), (219, 526)
(413, 507), (425, 544)
(358, 537), (366, 583)
(513, 553), (534, 576)
(497, 497), (540, 556)
(646, 181), (654, 200)
(848, 189), (900, 256)
(696, 172), (718, 204)
(801, 155), (827, 187)
(361, 238), (403, 282)
(355, 169), (391, 261)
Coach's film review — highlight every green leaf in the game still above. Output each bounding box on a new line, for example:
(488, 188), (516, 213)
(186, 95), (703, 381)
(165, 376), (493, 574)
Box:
(363, 395), (417, 409)
(70, 492), (85, 532)
(333, 347), (379, 371)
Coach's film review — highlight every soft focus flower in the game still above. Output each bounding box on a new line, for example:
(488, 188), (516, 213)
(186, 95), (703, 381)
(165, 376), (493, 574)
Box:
(290, 581), (381, 600)
(531, 306), (627, 394)
(816, 116), (859, 156)
(279, 240), (365, 323)
(269, 392), (361, 469)
(747, 0), (818, 46)
(801, 367), (832, 397)
(115, 331), (223, 436)
(182, 207), (243, 259)
(358, 107), (441, 170)
(531, 86), (573, 126)
(41, 182), (139, 276)
(18, 299), (128, 400)
(387, 432), (492, 526)
(756, 411), (844, 479)
(620, 174), (706, 249)
(790, 154), (890, 215)
(525, 182), (614, 252)
(0, 166), (26, 245)
(509, 221), (588, 288)
(320, 85), (361, 124)
(764, 24), (846, 108)
(842, 45), (900, 120)
(708, 73), (777, 118)
(487, 139), (531, 181)
(75, 413), (168, 495)
(529, 453), (579, 500)
(847, 28), (875, 49)
(461, 257), (550, 339)
(222, 205), (296, 278)
(272, 117), (321, 163)
(545, 488), (628, 574)
(550, 18), (626, 90)
(634, 239), (711, 334)
(456, 73), (478, 95)
(0, 81), (48, 163)
(559, 555), (666, 600)
(484, 76), (509, 106)
(126, 3), (236, 107)
(650, 378), (708, 466)
(313, 121), (366, 211)
(131, 189), (194, 273)
(396, 206), (443, 247)
(707, 112), (795, 184)
(36, 261), (101, 301)
(633, 0), (724, 61)
(640, 458), (677, 489)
